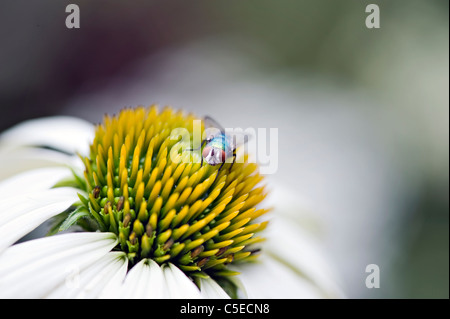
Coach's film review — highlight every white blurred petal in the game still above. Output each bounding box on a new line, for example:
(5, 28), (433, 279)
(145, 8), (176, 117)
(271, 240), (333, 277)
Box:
(264, 217), (344, 298)
(0, 232), (117, 298)
(198, 276), (230, 299)
(234, 254), (324, 299)
(265, 184), (321, 233)
(0, 148), (82, 180)
(0, 116), (94, 156)
(108, 259), (166, 299)
(47, 251), (128, 299)
(0, 187), (80, 254)
(163, 263), (201, 299)
(0, 167), (72, 196)
(255, 183), (345, 298)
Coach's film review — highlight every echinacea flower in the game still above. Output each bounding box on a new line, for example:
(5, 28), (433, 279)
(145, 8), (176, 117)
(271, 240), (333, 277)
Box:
(0, 106), (343, 299)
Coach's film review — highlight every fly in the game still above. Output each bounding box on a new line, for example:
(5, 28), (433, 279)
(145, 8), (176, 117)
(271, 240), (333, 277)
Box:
(185, 116), (249, 177)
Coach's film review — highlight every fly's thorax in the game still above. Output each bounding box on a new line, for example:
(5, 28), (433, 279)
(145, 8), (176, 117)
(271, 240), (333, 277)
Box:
(209, 136), (230, 150)
(208, 135), (233, 152)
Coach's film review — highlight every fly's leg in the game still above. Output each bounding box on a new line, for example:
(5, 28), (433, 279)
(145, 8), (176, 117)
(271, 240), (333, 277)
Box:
(213, 160), (226, 185)
(183, 139), (207, 165)
(184, 139), (207, 152)
(218, 161), (226, 174)
(213, 151), (237, 184)
(229, 151), (237, 172)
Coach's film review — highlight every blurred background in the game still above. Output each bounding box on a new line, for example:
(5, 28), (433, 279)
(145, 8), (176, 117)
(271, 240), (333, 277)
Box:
(0, 0), (448, 298)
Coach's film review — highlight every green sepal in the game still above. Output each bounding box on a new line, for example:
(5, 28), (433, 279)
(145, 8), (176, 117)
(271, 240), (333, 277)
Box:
(118, 220), (131, 251)
(127, 252), (136, 264)
(52, 177), (79, 189)
(212, 269), (241, 277)
(191, 271), (210, 279)
(212, 276), (240, 299)
(88, 202), (107, 231)
(76, 215), (101, 232)
(70, 167), (87, 190)
(45, 209), (74, 236)
(58, 206), (92, 232)
(179, 265), (200, 272)
(178, 252), (193, 265)
(127, 240), (139, 254)
(51, 167), (86, 191)
(77, 193), (89, 208)
(153, 244), (166, 257)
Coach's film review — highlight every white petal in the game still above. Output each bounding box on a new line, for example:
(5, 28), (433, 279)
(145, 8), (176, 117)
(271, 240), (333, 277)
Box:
(198, 276), (230, 299)
(264, 217), (345, 298)
(0, 148), (82, 180)
(109, 259), (166, 299)
(262, 184), (345, 298)
(47, 251), (128, 299)
(0, 187), (80, 254)
(234, 254), (324, 299)
(266, 184), (321, 231)
(0, 167), (73, 197)
(0, 116), (94, 156)
(163, 263), (201, 299)
(0, 232), (117, 298)
(96, 257), (130, 298)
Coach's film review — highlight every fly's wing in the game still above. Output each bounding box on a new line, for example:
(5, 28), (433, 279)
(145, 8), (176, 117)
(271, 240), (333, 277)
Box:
(225, 130), (250, 152)
(203, 116), (225, 141)
(223, 131), (250, 163)
(204, 116), (225, 132)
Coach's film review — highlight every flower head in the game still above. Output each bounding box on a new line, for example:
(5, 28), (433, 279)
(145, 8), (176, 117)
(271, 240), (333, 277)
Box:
(80, 106), (268, 277)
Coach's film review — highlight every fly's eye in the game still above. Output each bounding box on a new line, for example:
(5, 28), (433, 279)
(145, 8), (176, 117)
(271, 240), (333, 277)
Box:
(202, 146), (212, 158)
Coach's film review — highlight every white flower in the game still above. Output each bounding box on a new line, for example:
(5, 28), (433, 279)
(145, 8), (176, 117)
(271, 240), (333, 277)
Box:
(0, 113), (343, 299)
